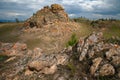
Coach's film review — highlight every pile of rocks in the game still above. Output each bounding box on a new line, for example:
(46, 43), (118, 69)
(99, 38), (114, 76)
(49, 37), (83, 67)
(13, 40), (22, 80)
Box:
(24, 4), (69, 28)
(0, 32), (120, 80)
(74, 32), (120, 78)
(0, 42), (27, 56)
(0, 42), (69, 80)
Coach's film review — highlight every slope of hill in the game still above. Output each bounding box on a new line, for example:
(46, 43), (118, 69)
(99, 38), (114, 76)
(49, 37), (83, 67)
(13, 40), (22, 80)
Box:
(20, 4), (84, 53)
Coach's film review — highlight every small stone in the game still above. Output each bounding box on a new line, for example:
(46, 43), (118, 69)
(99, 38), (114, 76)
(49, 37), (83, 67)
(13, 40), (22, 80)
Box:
(111, 56), (120, 66)
(24, 69), (33, 76)
(77, 38), (85, 52)
(28, 61), (44, 71)
(99, 64), (115, 76)
(105, 48), (118, 60)
(67, 46), (72, 52)
(42, 65), (57, 74)
(33, 48), (42, 59)
(90, 57), (102, 75)
(56, 54), (68, 65)
(13, 76), (19, 80)
(79, 48), (88, 61)
(57, 76), (66, 80)
(88, 50), (95, 58)
(51, 4), (64, 10)
(12, 43), (27, 51)
(5, 57), (16, 63)
(88, 33), (98, 43)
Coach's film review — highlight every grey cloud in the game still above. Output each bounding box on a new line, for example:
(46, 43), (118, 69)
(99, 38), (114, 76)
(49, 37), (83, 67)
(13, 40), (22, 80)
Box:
(0, 0), (120, 20)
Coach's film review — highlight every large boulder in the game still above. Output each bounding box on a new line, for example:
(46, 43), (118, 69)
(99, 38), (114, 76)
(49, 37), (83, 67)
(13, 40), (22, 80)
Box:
(28, 53), (69, 74)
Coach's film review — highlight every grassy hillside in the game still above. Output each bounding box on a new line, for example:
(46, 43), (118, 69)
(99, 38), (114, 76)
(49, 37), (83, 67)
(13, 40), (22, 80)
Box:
(0, 23), (23, 42)
(72, 18), (120, 39)
(0, 19), (120, 51)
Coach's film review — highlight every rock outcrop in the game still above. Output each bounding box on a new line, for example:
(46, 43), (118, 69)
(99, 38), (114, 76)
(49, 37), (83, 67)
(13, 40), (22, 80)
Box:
(21, 4), (80, 54)
(0, 32), (120, 80)
(0, 42), (69, 80)
(24, 4), (69, 28)
(73, 32), (120, 78)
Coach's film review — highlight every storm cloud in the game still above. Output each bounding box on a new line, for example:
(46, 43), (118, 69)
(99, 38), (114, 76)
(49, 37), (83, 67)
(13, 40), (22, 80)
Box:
(0, 0), (120, 20)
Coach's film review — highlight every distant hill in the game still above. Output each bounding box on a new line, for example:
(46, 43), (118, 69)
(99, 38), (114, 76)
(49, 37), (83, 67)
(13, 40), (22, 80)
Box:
(0, 19), (24, 23)
(0, 19), (15, 23)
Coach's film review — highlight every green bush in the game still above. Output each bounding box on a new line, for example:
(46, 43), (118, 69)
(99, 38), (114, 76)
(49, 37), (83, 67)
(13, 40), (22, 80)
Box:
(66, 33), (78, 47)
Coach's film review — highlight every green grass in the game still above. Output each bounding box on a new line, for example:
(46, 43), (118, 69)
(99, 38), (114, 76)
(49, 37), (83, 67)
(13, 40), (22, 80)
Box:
(66, 33), (78, 47)
(0, 23), (23, 42)
(67, 62), (76, 74)
(25, 38), (42, 49)
(103, 26), (120, 39)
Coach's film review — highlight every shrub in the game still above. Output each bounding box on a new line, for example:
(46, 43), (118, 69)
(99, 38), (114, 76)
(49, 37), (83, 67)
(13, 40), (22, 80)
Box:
(66, 33), (78, 47)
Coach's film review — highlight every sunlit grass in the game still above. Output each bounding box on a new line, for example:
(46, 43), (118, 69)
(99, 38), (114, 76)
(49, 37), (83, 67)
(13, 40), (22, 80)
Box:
(0, 23), (23, 42)
(103, 26), (120, 39)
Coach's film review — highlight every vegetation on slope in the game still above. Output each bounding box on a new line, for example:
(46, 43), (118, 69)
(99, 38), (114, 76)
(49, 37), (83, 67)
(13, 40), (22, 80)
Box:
(0, 23), (23, 42)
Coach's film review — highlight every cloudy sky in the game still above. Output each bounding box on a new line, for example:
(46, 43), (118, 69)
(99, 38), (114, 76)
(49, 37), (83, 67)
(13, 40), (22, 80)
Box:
(0, 0), (120, 20)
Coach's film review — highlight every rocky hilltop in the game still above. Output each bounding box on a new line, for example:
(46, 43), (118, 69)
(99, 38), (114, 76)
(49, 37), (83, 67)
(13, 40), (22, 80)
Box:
(21, 4), (80, 53)
(24, 4), (69, 28)
(0, 32), (120, 80)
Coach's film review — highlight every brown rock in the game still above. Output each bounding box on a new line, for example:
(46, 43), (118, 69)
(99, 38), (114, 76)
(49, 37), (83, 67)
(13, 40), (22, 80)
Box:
(56, 54), (68, 65)
(12, 43), (27, 51)
(88, 50), (95, 58)
(77, 38), (85, 53)
(5, 57), (16, 63)
(28, 61), (44, 71)
(42, 65), (57, 74)
(99, 64), (115, 76)
(32, 48), (43, 59)
(79, 48), (88, 61)
(105, 48), (118, 60)
(111, 56), (120, 66)
(90, 57), (102, 75)
(24, 4), (69, 28)
(51, 4), (64, 11)
(24, 69), (33, 76)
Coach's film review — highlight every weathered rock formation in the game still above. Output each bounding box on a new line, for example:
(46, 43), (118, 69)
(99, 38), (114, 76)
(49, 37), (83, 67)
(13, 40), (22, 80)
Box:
(73, 32), (120, 78)
(0, 42), (70, 80)
(21, 4), (80, 54)
(0, 32), (120, 80)
(24, 4), (69, 28)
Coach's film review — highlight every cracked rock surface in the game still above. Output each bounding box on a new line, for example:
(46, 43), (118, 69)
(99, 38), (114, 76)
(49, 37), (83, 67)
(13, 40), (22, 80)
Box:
(0, 32), (120, 80)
